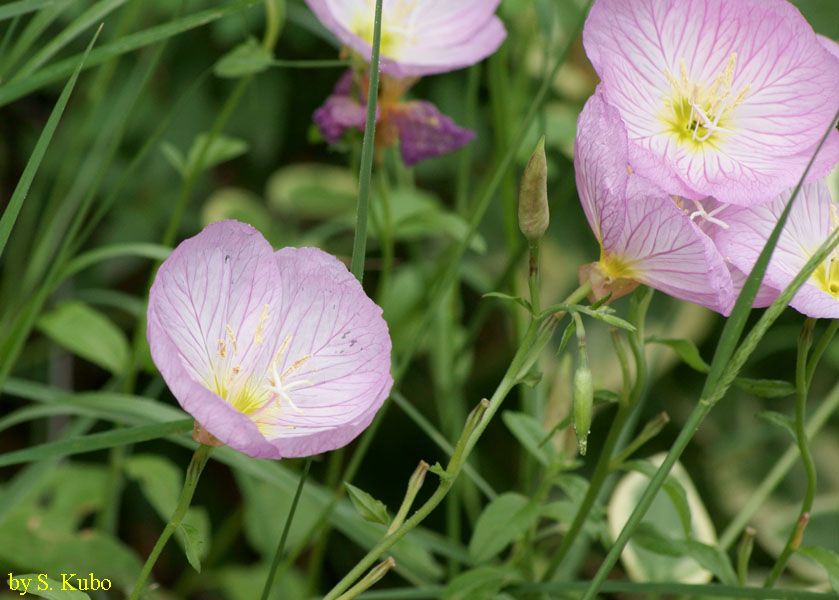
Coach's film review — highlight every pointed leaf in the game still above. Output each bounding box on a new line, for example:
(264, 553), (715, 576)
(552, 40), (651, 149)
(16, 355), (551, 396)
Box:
(734, 377), (795, 398)
(344, 482), (389, 526)
(757, 410), (796, 440)
(177, 521), (205, 572)
(469, 492), (540, 563)
(502, 411), (557, 466)
(214, 37), (274, 78)
(647, 336), (710, 373)
(443, 566), (519, 600)
(797, 546), (839, 592)
(37, 301), (129, 375)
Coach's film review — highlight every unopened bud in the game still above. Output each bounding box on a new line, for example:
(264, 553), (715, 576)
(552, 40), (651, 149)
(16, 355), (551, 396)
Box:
(387, 461), (430, 535)
(336, 557), (396, 600)
(573, 360), (593, 456)
(518, 136), (549, 243)
(465, 398), (491, 438)
(638, 412), (670, 442)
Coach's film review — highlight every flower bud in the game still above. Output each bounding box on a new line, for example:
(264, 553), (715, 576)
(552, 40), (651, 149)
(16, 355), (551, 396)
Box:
(573, 358), (593, 456)
(518, 136), (549, 243)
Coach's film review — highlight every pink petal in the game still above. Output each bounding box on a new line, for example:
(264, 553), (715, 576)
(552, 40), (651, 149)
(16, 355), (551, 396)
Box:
(575, 89), (734, 313)
(148, 220), (285, 456)
(713, 180), (839, 318)
(304, 0), (506, 77)
(388, 100), (475, 165)
(584, 0), (839, 205)
(258, 247), (393, 457)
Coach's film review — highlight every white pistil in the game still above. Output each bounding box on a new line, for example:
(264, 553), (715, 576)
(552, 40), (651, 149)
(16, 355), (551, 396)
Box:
(267, 361), (311, 414)
(689, 199), (729, 229)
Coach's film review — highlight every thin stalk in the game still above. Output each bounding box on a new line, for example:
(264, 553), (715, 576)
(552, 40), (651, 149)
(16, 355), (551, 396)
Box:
(540, 287), (652, 582)
(128, 444), (213, 600)
(763, 318), (817, 588)
(262, 0), (283, 50)
(261, 458), (312, 600)
(349, 0), (383, 283)
(719, 378), (839, 549)
(805, 319), (838, 388)
(455, 64), (481, 216)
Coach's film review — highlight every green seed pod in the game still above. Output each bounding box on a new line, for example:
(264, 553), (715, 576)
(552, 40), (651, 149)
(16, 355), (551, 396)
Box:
(518, 135), (549, 243)
(573, 360), (593, 456)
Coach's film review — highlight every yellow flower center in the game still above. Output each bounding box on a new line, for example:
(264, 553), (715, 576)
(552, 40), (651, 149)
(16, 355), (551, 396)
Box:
(206, 306), (314, 436)
(600, 249), (638, 281)
(812, 257), (839, 299)
(661, 54), (750, 151)
(350, 0), (420, 59)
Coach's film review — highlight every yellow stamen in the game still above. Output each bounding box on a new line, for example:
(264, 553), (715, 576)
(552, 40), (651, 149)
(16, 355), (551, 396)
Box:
(254, 304), (269, 346)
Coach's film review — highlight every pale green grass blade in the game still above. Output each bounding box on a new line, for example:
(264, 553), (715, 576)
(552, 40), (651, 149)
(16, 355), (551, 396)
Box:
(12, 0), (127, 80)
(0, 0), (69, 22)
(0, 419), (194, 467)
(0, 0), (254, 107)
(0, 26), (100, 260)
(59, 243), (172, 280)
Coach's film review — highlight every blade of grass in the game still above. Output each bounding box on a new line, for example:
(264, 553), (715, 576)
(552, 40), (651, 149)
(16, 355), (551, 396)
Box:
(11, 0), (127, 81)
(0, 418), (194, 467)
(0, 0), (68, 21)
(0, 0), (255, 107)
(0, 2), (65, 79)
(0, 25), (101, 260)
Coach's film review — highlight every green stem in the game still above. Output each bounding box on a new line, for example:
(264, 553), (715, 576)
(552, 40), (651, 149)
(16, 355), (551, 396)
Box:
(262, 0), (283, 50)
(349, 0), (383, 283)
(261, 458), (312, 600)
(763, 318), (817, 588)
(540, 287), (651, 582)
(528, 243), (541, 315)
(805, 319), (838, 388)
(718, 378), (839, 549)
(128, 444), (213, 600)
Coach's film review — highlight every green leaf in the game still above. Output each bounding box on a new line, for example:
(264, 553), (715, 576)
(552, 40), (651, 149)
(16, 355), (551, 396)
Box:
(621, 460), (692, 539)
(502, 411), (557, 466)
(632, 522), (685, 557)
(469, 492), (540, 563)
(177, 521), (205, 572)
(647, 336), (710, 373)
(757, 410), (796, 440)
(0, 26), (99, 259)
(686, 540), (738, 586)
(797, 546), (839, 592)
(163, 132), (249, 178)
(0, 0), (69, 21)
(344, 482), (389, 526)
(37, 301), (130, 374)
(214, 36), (274, 78)
(734, 377), (795, 398)
(443, 566), (519, 600)
(557, 319), (576, 356)
(9, 574), (91, 599)
(0, 419), (193, 467)
(483, 292), (532, 312)
(267, 163), (358, 219)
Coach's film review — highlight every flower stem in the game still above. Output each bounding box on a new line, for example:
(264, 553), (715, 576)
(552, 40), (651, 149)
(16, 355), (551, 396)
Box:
(129, 444), (213, 600)
(262, 0), (284, 50)
(261, 458), (312, 600)
(763, 318), (817, 588)
(540, 286), (652, 582)
(349, 0), (383, 283)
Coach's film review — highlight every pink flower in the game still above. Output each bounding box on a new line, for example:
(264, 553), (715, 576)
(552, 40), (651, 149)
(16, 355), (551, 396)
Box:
(305, 0), (506, 78)
(712, 180), (839, 319)
(313, 70), (475, 165)
(147, 220), (393, 458)
(575, 89), (734, 313)
(582, 0), (839, 206)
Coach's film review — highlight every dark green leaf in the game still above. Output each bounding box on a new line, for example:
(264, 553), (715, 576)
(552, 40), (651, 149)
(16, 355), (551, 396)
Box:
(622, 460), (692, 538)
(443, 566), (519, 600)
(214, 37), (274, 78)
